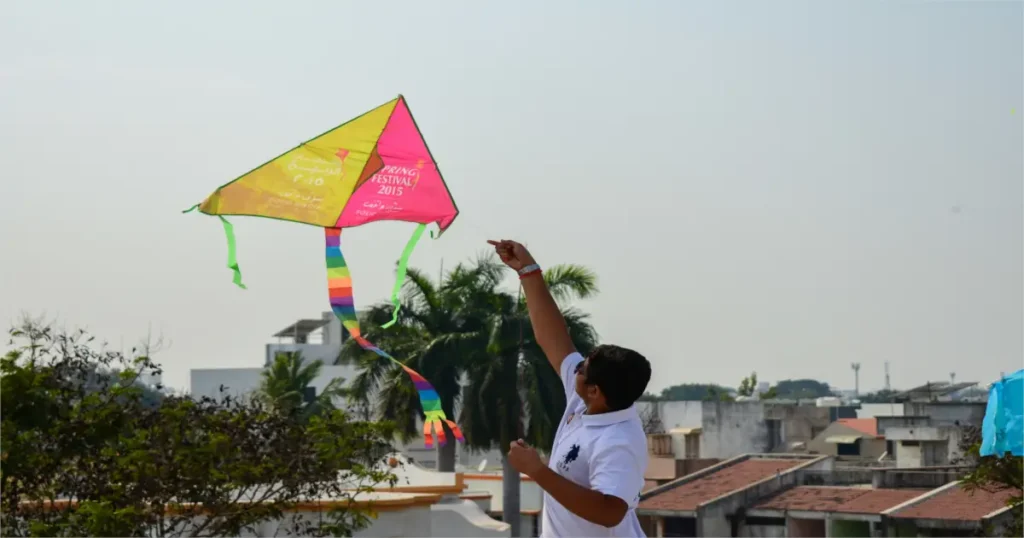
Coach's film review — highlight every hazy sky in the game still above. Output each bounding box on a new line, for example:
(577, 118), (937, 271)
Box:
(2, 1), (1021, 394)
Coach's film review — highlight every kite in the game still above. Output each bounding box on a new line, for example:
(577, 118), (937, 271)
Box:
(184, 95), (463, 448)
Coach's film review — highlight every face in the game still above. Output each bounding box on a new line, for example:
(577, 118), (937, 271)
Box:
(574, 358), (602, 405)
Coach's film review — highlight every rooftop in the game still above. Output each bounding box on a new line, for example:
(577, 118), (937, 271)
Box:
(892, 483), (1021, 521)
(836, 417), (879, 438)
(273, 318), (328, 339)
(639, 457), (805, 512)
(755, 486), (928, 514)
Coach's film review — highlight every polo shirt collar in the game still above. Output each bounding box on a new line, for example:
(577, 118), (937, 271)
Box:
(581, 404), (637, 427)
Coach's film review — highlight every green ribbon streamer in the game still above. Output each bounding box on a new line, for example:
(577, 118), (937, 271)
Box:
(381, 223), (427, 328)
(218, 216), (247, 289)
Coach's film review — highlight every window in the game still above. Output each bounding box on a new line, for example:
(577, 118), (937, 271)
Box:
(837, 439), (861, 456)
(302, 386), (316, 403)
(901, 440), (920, 447)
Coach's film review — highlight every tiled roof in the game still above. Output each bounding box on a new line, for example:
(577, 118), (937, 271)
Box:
(756, 486), (868, 512)
(755, 486), (928, 514)
(640, 459), (803, 512)
(837, 418), (879, 437)
(892, 484), (1021, 521)
(836, 488), (928, 513)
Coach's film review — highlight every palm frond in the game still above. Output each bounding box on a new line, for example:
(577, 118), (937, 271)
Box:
(542, 264), (599, 303)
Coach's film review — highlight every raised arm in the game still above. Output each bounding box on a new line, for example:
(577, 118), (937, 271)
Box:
(488, 240), (576, 372)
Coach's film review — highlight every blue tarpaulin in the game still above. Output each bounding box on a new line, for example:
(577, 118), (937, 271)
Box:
(980, 368), (1023, 457)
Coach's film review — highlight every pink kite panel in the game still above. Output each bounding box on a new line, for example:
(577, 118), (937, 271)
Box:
(335, 99), (458, 230)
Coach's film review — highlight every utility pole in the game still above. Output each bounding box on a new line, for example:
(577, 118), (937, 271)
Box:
(851, 363), (861, 398)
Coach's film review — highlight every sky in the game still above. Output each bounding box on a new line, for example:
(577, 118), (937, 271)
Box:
(1, 0), (1021, 395)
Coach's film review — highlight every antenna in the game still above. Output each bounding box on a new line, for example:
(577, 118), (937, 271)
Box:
(884, 361), (891, 392)
(851, 363), (861, 398)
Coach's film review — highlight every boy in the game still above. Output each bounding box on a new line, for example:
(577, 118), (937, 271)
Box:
(488, 239), (652, 537)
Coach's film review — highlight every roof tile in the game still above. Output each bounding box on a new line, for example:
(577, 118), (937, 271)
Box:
(755, 486), (929, 514)
(837, 418), (879, 437)
(640, 459), (802, 512)
(893, 484), (1021, 521)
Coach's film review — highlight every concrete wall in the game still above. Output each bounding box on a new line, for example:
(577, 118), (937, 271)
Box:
(764, 404), (836, 448)
(902, 402), (986, 427)
(859, 403), (905, 418)
(636, 400), (703, 430)
(885, 425), (963, 467)
(190, 364), (357, 403)
(700, 402), (768, 459)
(265, 342), (344, 369)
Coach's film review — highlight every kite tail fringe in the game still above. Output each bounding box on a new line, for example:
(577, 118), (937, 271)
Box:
(324, 227), (460, 447)
(181, 205), (246, 289)
(382, 223), (427, 329)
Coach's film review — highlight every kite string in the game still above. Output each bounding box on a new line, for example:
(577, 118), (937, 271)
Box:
(324, 227), (463, 448)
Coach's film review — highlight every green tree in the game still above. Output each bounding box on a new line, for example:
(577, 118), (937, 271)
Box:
(259, 351), (346, 421)
(858, 389), (899, 403)
(460, 263), (599, 537)
(954, 426), (1022, 536)
(737, 372), (758, 397)
(660, 383), (733, 401)
(339, 255), (508, 472)
(1, 323), (396, 537)
(773, 378), (834, 399)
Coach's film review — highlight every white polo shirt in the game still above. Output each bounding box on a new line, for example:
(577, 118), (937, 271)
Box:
(540, 352), (648, 537)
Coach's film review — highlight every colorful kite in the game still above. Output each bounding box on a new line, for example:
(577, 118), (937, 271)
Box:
(184, 95), (463, 448)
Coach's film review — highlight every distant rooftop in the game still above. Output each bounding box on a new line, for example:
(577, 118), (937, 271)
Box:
(895, 381), (978, 402)
(273, 318), (328, 339)
(754, 486), (928, 515)
(891, 483), (1021, 521)
(640, 456), (813, 513)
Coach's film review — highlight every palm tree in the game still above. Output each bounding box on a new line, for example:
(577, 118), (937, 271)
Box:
(460, 264), (599, 537)
(338, 255), (504, 472)
(258, 351), (346, 421)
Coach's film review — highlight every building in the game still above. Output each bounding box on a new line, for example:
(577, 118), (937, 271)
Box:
(806, 417), (888, 462)
(637, 454), (1019, 537)
(637, 400), (859, 460)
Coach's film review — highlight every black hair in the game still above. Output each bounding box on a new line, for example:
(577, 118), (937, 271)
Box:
(583, 344), (651, 411)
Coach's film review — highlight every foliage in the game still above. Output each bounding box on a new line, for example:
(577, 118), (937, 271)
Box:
(737, 372), (758, 397)
(954, 426), (1023, 536)
(1, 323), (397, 537)
(659, 383), (734, 401)
(772, 378), (834, 399)
(339, 252), (600, 455)
(259, 351), (347, 422)
(702, 386), (736, 402)
(858, 389), (900, 403)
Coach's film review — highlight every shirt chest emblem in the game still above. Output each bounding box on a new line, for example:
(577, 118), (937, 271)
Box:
(557, 443), (581, 473)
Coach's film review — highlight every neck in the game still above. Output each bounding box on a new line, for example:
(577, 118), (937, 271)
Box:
(585, 401), (612, 415)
